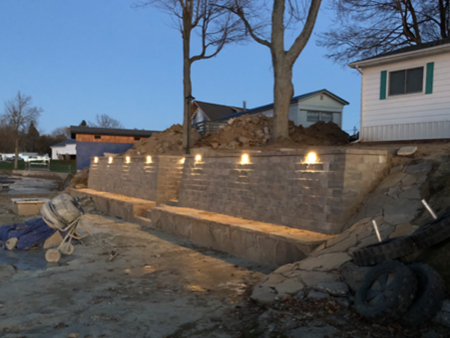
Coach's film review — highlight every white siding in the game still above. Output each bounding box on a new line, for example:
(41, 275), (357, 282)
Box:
(192, 109), (208, 124)
(252, 93), (345, 127)
(51, 143), (76, 160)
(362, 51), (450, 141)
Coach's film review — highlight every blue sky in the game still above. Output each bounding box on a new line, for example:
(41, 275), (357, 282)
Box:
(0, 0), (361, 135)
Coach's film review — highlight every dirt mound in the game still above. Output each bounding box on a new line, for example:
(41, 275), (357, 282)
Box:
(69, 167), (89, 189)
(125, 124), (201, 156)
(195, 114), (349, 149)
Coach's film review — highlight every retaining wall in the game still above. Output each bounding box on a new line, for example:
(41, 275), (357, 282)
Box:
(88, 155), (184, 204)
(87, 149), (388, 234)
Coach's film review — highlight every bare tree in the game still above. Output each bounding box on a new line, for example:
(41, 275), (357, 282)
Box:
(2, 92), (42, 169)
(226, 0), (322, 140)
(89, 114), (124, 129)
(318, 0), (450, 64)
(135, 0), (244, 150)
(51, 126), (71, 139)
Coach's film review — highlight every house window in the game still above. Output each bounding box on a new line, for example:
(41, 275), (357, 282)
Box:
(389, 67), (423, 96)
(94, 135), (101, 139)
(307, 112), (320, 123)
(307, 111), (334, 123)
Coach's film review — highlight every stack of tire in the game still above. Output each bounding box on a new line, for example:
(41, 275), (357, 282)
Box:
(352, 213), (450, 326)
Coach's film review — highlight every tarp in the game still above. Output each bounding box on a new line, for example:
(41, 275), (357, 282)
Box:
(0, 218), (57, 250)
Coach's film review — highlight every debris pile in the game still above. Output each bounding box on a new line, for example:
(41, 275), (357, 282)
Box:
(195, 114), (349, 149)
(69, 167), (89, 189)
(125, 124), (201, 156)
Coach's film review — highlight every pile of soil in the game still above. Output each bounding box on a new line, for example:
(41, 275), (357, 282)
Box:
(195, 114), (349, 149)
(69, 167), (89, 189)
(124, 124), (201, 156)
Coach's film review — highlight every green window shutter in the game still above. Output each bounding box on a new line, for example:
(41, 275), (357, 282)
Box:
(425, 62), (434, 94)
(380, 70), (387, 100)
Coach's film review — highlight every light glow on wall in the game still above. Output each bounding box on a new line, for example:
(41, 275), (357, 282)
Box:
(94, 157), (99, 163)
(146, 156), (152, 164)
(305, 152), (318, 164)
(108, 157), (113, 164)
(126, 156), (131, 164)
(240, 154), (250, 164)
(180, 157), (185, 164)
(195, 154), (202, 162)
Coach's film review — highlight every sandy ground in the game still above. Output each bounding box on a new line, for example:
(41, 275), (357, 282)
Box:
(0, 177), (271, 338)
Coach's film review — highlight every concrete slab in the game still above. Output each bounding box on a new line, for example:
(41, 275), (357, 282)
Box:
(151, 205), (333, 266)
(69, 188), (155, 226)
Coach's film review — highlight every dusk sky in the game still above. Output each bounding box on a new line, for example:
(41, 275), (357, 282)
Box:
(0, 0), (362, 136)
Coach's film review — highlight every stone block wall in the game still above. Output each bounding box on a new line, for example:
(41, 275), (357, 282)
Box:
(177, 149), (387, 234)
(88, 155), (184, 204)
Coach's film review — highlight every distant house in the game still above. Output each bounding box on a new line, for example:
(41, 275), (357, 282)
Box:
(192, 101), (242, 125)
(70, 126), (158, 170)
(348, 38), (450, 142)
(196, 89), (348, 129)
(50, 139), (77, 160)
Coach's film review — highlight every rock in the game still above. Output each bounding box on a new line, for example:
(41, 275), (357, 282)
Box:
(263, 127), (270, 134)
(399, 185), (421, 199)
(260, 273), (285, 287)
(397, 146), (417, 156)
(341, 262), (371, 293)
(323, 235), (357, 253)
(68, 334), (80, 338)
(228, 118), (235, 125)
(433, 311), (450, 328)
(383, 198), (422, 224)
(300, 271), (339, 287)
(401, 174), (418, 186)
(390, 165), (404, 174)
(389, 223), (418, 238)
(422, 331), (440, 338)
(314, 282), (350, 297)
(257, 309), (279, 324)
(336, 297), (352, 308)
(441, 299), (450, 313)
(306, 290), (330, 300)
(251, 284), (277, 304)
(406, 161), (432, 175)
(377, 172), (406, 190)
(211, 142), (219, 149)
(275, 278), (305, 296)
(288, 325), (338, 338)
(388, 186), (402, 198)
(298, 253), (352, 271)
(273, 263), (295, 275)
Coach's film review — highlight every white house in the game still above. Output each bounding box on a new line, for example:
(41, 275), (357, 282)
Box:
(242, 89), (348, 128)
(194, 89), (349, 129)
(348, 39), (450, 142)
(50, 139), (77, 160)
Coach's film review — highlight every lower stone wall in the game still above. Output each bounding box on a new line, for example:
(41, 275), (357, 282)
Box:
(88, 155), (184, 204)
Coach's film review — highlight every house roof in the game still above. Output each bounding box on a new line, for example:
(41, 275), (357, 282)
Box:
(348, 38), (450, 68)
(70, 126), (159, 139)
(194, 101), (242, 121)
(51, 139), (77, 148)
(215, 89), (349, 121)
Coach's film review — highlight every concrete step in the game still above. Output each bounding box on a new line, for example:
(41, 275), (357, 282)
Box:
(69, 188), (156, 225)
(151, 205), (334, 267)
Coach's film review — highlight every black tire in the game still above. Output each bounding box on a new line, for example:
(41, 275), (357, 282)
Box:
(355, 260), (417, 323)
(399, 263), (446, 327)
(410, 212), (450, 249)
(352, 236), (416, 267)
